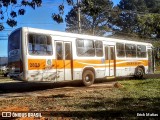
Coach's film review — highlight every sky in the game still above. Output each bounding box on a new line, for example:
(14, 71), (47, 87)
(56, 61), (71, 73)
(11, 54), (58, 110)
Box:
(0, 0), (120, 57)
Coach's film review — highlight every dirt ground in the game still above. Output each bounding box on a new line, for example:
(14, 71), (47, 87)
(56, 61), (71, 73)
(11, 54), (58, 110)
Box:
(0, 80), (116, 98)
(0, 74), (159, 119)
(0, 76), (118, 119)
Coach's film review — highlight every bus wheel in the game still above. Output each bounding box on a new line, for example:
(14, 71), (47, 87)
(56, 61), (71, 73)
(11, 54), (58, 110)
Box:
(82, 70), (95, 86)
(135, 67), (144, 79)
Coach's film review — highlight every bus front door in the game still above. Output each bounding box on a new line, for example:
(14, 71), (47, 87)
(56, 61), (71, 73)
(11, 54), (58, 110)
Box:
(105, 45), (116, 76)
(55, 41), (72, 81)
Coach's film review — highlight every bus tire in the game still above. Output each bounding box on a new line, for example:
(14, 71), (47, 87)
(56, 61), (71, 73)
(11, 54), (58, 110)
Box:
(82, 70), (95, 86)
(134, 67), (144, 79)
(4, 73), (7, 77)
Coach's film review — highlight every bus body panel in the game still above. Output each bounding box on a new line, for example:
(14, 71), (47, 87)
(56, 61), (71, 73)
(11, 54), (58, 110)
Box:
(8, 27), (154, 82)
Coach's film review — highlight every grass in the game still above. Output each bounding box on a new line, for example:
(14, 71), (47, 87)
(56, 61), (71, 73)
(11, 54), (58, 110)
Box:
(0, 75), (13, 83)
(155, 65), (160, 73)
(155, 63), (160, 73)
(118, 79), (159, 98)
(0, 77), (159, 119)
(62, 79), (160, 116)
(155, 71), (160, 74)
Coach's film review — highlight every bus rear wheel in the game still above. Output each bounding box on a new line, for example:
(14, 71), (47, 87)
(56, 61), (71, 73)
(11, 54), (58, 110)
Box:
(82, 70), (95, 86)
(135, 67), (144, 79)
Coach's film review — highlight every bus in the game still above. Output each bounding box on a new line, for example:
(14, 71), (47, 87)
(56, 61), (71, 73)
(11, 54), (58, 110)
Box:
(8, 27), (155, 86)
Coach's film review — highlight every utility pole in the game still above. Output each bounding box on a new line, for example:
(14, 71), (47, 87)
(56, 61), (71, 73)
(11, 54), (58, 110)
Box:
(0, 57), (1, 73)
(77, 0), (81, 34)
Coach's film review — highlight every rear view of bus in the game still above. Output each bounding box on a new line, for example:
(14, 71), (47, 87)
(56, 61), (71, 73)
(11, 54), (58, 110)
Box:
(8, 27), (54, 81)
(8, 28), (23, 79)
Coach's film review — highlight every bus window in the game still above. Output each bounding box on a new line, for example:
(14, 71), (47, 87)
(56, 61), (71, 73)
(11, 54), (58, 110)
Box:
(125, 44), (136, 57)
(105, 46), (109, 60)
(95, 41), (103, 57)
(137, 45), (146, 58)
(8, 29), (20, 57)
(76, 39), (95, 57)
(110, 47), (115, 60)
(56, 42), (63, 60)
(116, 43), (125, 57)
(28, 34), (52, 55)
(65, 43), (71, 60)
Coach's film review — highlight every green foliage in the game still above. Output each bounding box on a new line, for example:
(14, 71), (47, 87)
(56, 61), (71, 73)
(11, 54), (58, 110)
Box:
(137, 14), (160, 38)
(0, 0), (74, 30)
(109, 10), (138, 33)
(65, 0), (160, 38)
(65, 0), (113, 35)
(144, 0), (160, 13)
(118, 0), (148, 12)
(0, 0), (42, 30)
(65, 6), (92, 33)
(114, 0), (160, 38)
(1, 0), (159, 40)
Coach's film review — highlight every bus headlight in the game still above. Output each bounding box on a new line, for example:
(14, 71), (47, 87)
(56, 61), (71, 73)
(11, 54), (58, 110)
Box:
(11, 66), (15, 71)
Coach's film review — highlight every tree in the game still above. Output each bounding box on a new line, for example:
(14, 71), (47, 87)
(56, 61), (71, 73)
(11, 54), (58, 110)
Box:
(65, 6), (92, 34)
(0, 0), (74, 31)
(0, 0), (42, 31)
(109, 8), (138, 34)
(113, 0), (147, 34)
(112, 0), (160, 38)
(144, 0), (160, 13)
(65, 0), (113, 35)
(137, 14), (160, 38)
(118, 0), (147, 12)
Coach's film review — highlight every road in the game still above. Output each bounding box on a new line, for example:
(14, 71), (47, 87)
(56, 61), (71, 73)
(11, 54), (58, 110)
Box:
(0, 74), (159, 99)
(0, 78), (116, 99)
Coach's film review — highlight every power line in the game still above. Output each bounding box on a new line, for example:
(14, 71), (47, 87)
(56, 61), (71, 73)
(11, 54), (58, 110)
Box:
(0, 22), (66, 25)
(18, 22), (66, 25)
(1, 29), (11, 32)
(43, 3), (70, 6)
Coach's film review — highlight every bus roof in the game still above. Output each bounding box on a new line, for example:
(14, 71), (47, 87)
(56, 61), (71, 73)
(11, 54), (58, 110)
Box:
(13, 27), (153, 46)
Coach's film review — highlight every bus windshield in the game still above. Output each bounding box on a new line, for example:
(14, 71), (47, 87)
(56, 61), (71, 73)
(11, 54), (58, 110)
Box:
(8, 29), (20, 58)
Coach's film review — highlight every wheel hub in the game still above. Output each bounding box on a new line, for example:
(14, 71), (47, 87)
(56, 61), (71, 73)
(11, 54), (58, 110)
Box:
(85, 75), (90, 82)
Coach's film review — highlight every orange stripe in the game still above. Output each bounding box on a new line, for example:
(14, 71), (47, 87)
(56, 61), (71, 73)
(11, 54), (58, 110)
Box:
(28, 59), (149, 70)
(115, 60), (148, 67)
(28, 59), (46, 70)
(73, 60), (104, 68)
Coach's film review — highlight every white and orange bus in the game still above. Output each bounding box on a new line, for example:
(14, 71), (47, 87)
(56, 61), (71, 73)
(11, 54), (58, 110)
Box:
(8, 27), (155, 86)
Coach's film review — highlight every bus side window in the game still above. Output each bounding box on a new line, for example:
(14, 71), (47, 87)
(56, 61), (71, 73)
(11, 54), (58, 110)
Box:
(105, 46), (109, 60)
(76, 39), (95, 57)
(110, 47), (115, 60)
(28, 35), (36, 55)
(28, 34), (52, 56)
(137, 45), (146, 58)
(56, 42), (63, 60)
(125, 44), (136, 57)
(116, 43), (125, 57)
(65, 43), (71, 60)
(95, 41), (103, 57)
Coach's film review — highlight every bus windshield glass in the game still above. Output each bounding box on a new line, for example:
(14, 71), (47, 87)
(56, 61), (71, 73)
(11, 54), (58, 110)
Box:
(8, 29), (20, 58)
